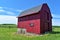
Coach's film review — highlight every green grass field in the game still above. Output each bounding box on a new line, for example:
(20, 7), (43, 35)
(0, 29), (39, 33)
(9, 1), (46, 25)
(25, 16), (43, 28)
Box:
(0, 24), (60, 40)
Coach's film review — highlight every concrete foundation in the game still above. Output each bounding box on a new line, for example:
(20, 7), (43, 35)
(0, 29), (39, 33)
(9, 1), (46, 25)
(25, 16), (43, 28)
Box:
(17, 28), (26, 34)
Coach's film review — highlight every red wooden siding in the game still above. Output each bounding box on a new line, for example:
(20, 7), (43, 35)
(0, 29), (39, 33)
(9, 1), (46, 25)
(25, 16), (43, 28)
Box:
(40, 4), (52, 33)
(18, 13), (41, 34)
(17, 3), (52, 34)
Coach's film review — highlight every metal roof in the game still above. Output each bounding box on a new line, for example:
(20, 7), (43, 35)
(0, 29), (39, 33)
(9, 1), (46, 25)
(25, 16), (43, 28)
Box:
(18, 3), (47, 17)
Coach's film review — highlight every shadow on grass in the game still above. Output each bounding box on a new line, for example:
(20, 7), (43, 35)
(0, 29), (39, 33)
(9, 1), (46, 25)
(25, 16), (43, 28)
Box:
(49, 31), (60, 34)
(53, 26), (60, 28)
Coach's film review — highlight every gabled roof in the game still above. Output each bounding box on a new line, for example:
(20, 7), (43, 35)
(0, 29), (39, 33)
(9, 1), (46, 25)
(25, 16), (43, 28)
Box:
(18, 3), (47, 17)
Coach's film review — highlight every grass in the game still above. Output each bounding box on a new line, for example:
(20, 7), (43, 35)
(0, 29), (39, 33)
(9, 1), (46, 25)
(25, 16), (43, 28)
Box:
(0, 24), (60, 40)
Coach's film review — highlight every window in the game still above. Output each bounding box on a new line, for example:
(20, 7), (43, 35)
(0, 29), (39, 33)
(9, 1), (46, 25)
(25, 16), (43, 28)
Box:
(29, 23), (34, 27)
(20, 18), (22, 21)
(19, 17), (23, 21)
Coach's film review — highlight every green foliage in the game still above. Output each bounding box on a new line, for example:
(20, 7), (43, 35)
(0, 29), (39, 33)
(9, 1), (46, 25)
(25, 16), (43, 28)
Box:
(0, 25), (60, 40)
(0, 24), (17, 28)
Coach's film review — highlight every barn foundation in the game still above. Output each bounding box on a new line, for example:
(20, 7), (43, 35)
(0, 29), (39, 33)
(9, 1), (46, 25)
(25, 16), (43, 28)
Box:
(17, 28), (26, 34)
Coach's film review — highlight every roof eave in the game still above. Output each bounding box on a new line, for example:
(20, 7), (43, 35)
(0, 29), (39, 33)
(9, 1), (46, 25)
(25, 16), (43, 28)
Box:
(17, 12), (40, 18)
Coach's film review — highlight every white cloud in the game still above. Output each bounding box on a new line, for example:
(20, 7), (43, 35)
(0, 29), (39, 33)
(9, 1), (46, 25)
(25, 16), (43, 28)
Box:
(52, 19), (60, 26)
(16, 10), (22, 12)
(52, 14), (60, 18)
(0, 6), (22, 16)
(0, 6), (22, 12)
(0, 10), (5, 12)
(0, 6), (22, 24)
(0, 15), (17, 24)
(0, 9), (15, 15)
(52, 14), (60, 26)
(0, 7), (3, 8)
(6, 11), (15, 15)
(0, 7), (20, 25)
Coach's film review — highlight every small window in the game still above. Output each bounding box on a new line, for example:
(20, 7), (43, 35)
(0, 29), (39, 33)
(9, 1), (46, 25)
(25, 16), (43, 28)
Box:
(20, 18), (22, 21)
(19, 18), (23, 21)
(29, 23), (34, 27)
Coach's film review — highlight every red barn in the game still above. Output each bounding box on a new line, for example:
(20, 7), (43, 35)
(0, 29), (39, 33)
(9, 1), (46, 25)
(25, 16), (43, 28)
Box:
(17, 3), (52, 34)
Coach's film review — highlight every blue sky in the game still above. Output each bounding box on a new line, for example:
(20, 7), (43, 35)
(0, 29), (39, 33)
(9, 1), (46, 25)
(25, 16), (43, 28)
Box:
(0, 0), (60, 26)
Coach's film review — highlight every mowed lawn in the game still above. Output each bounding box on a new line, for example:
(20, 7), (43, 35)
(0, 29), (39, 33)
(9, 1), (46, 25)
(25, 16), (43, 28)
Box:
(0, 25), (60, 40)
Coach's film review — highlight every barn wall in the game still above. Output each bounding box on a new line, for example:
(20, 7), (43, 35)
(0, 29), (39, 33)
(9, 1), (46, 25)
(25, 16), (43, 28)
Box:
(17, 4), (52, 34)
(40, 4), (52, 33)
(18, 13), (41, 34)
